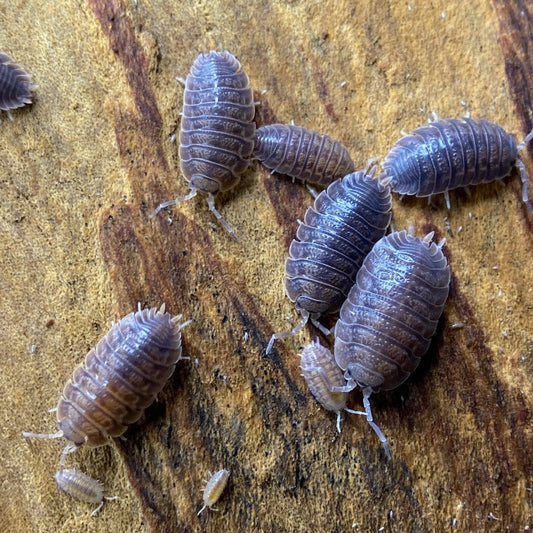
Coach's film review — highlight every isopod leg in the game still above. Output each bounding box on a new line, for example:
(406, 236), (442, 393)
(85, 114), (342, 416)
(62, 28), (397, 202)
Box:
(22, 429), (64, 440)
(362, 388), (391, 459)
(266, 312), (309, 355)
(206, 193), (234, 235)
(515, 158), (533, 212)
(150, 189), (197, 218)
(309, 317), (333, 336)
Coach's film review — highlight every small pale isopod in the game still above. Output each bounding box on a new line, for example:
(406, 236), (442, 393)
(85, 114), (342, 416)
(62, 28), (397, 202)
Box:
(266, 167), (392, 354)
(253, 123), (355, 186)
(300, 339), (365, 433)
(152, 50), (256, 233)
(333, 229), (450, 456)
(23, 304), (190, 460)
(0, 52), (36, 119)
(197, 469), (230, 516)
(382, 117), (533, 210)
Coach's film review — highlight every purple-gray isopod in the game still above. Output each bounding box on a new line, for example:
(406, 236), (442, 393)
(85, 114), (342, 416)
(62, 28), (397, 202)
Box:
(253, 123), (355, 186)
(152, 51), (256, 233)
(382, 117), (533, 210)
(0, 52), (35, 119)
(332, 229), (450, 456)
(266, 167), (392, 354)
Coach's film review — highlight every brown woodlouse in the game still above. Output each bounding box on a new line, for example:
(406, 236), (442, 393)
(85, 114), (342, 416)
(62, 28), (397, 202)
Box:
(152, 50), (255, 233)
(332, 229), (450, 457)
(197, 469), (230, 516)
(23, 304), (190, 458)
(300, 339), (365, 433)
(382, 116), (533, 211)
(266, 167), (392, 354)
(0, 52), (35, 119)
(253, 123), (355, 186)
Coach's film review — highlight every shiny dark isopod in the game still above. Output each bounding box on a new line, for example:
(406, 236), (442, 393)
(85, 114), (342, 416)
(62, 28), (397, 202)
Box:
(382, 117), (533, 210)
(152, 50), (256, 233)
(23, 304), (190, 460)
(332, 229), (450, 456)
(266, 167), (392, 354)
(253, 123), (355, 186)
(0, 52), (35, 119)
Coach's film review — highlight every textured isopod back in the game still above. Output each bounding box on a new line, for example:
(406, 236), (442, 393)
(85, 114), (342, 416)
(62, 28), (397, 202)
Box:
(0, 52), (35, 117)
(382, 117), (533, 210)
(153, 50), (256, 232)
(254, 123), (355, 186)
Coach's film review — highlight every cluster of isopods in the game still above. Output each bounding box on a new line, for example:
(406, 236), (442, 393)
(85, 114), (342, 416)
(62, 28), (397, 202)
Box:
(19, 48), (533, 517)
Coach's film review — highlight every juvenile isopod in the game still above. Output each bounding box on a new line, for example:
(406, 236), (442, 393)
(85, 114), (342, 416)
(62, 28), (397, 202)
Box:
(197, 469), (230, 516)
(382, 116), (533, 210)
(266, 167), (392, 354)
(300, 339), (365, 433)
(152, 50), (256, 233)
(332, 229), (450, 456)
(0, 52), (36, 119)
(253, 123), (355, 186)
(23, 304), (190, 464)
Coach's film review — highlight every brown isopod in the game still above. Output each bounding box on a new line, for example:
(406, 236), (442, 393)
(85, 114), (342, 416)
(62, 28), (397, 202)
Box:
(253, 123), (355, 186)
(152, 50), (256, 233)
(300, 339), (365, 433)
(197, 469), (230, 516)
(0, 52), (36, 119)
(23, 304), (190, 467)
(382, 115), (533, 211)
(330, 228), (450, 457)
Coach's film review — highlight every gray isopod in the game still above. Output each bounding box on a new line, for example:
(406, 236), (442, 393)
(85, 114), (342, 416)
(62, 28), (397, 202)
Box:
(300, 339), (365, 433)
(152, 50), (256, 233)
(253, 123), (355, 186)
(332, 229), (450, 456)
(0, 52), (35, 119)
(266, 167), (392, 354)
(382, 117), (533, 210)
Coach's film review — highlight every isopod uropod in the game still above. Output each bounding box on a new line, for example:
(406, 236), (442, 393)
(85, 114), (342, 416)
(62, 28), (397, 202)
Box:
(329, 229), (450, 456)
(382, 116), (533, 211)
(266, 167), (392, 354)
(23, 304), (190, 469)
(197, 469), (231, 516)
(0, 52), (36, 119)
(152, 50), (256, 233)
(300, 339), (365, 433)
(253, 123), (355, 186)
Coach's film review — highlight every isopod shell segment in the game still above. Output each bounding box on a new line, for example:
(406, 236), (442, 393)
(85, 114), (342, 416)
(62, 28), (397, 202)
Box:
(285, 169), (392, 317)
(382, 117), (532, 210)
(198, 469), (230, 516)
(334, 229), (450, 394)
(180, 50), (255, 195)
(253, 123), (355, 186)
(21, 304), (187, 449)
(0, 52), (34, 113)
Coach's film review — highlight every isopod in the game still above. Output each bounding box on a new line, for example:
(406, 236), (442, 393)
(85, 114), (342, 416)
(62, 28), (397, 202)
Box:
(332, 229), (450, 456)
(197, 469), (230, 516)
(382, 116), (533, 210)
(266, 167), (392, 354)
(0, 52), (36, 119)
(300, 339), (365, 433)
(253, 123), (355, 186)
(23, 304), (190, 460)
(152, 50), (256, 233)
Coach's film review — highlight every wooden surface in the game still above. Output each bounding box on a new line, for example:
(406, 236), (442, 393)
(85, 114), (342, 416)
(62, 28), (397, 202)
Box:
(2, 0), (533, 531)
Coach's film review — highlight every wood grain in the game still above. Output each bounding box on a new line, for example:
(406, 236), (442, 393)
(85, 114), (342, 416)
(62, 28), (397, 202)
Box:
(2, 0), (532, 531)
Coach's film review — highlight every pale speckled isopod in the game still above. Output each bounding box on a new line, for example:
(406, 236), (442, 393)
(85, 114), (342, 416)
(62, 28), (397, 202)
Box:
(253, 123), (355, 186)
(382, 116), (533, 210)
(197, 469), (230, 516)
(0, 52), (36, 119)
(266, 167), (392, 354)
(23, 304), (190, 484)
(331, 229), (450, 457)
(152, 50), (256, 233)
(300, 339), (365, 433)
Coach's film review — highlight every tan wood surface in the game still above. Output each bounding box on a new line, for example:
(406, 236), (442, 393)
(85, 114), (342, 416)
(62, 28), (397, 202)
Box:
(1, 0), (532, 531)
